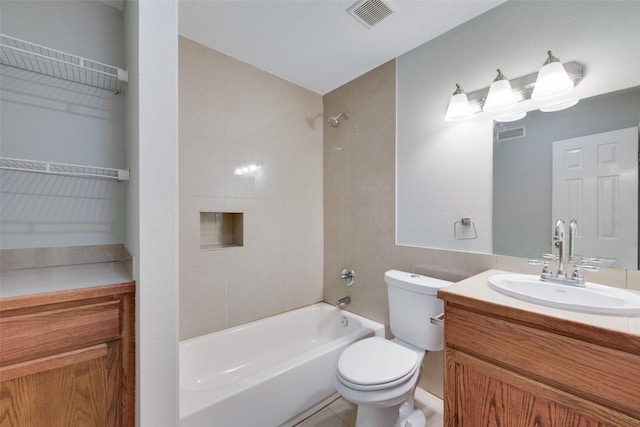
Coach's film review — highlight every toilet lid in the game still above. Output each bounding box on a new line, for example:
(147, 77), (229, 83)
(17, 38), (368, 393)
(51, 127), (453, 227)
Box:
(337, 337), (419, 388)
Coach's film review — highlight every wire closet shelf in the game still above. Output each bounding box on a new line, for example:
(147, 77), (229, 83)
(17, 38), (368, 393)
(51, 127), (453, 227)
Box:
(0, 33), (128, 93)
(0, 157), (129, 181)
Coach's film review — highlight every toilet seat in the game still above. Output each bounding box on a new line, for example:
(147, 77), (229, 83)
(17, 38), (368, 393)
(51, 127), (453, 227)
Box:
(337, 337), (420, 391)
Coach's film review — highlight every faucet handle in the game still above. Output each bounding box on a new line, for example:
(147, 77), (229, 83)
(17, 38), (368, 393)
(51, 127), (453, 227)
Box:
(542, 253), (558, 261)
(570, 256), (601, 271)
(528, 259), (551, 276)
(571, 263), (598, 286)
(340, 268), (356, 287)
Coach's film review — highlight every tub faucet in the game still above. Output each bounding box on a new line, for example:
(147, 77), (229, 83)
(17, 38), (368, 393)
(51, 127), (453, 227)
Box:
(336, 296), (351, 307)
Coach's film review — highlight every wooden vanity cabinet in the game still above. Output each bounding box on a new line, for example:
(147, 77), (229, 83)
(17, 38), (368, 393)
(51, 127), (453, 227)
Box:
(439, 293), (640, 427)
(0, 282), (135, 427)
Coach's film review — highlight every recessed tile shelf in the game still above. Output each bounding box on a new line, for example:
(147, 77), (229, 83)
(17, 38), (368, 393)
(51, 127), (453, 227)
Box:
(200, 212), (243, 250)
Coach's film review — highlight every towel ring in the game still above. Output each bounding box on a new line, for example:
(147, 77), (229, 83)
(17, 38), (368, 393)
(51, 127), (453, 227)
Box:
(454, 217), (477, 240)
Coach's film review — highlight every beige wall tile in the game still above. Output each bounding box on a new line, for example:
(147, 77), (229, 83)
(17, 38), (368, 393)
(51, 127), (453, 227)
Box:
(414, 247), (496, 283)
(496, 255), (542, 275)
(628, 270), (640, 291)
(179, 126), (226, 198)
(179, 263), (227, 340)
(179, 36), (323, 336)
(581, 266), (627, 289)
(419, 351), (444, 399)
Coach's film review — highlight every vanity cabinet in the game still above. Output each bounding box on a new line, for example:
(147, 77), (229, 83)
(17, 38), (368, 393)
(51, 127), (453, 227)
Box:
(0, 282), (135, 427)
(439, 278), (640, 427)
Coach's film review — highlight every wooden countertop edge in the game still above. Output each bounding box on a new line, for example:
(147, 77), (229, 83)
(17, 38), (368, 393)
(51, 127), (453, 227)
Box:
(0, 281), (136, 311)
(438, 288), (640, 355)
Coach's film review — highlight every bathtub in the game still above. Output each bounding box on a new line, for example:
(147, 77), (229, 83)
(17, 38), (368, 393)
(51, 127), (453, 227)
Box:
(179, 302), (384, 427)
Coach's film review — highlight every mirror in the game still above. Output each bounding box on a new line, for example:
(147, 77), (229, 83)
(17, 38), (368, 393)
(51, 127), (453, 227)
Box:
(395, 1), (640, 270)
(493, 87), (640, 270)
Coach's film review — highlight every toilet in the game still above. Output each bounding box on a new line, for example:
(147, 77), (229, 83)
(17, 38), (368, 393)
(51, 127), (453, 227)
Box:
(334, 270), (451, 427)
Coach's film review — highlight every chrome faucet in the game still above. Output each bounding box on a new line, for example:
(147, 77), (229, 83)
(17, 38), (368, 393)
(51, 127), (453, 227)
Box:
(336, 296), (351, 307)
(530, 218), (598, 287)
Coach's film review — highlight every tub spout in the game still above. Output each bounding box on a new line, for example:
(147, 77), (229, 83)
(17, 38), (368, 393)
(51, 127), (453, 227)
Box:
(336, 296), (351, 307)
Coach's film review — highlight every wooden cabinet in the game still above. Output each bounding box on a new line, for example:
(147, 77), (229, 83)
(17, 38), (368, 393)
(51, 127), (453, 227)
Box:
(0, 283), (135, 427)
(439, 293), (640, 427)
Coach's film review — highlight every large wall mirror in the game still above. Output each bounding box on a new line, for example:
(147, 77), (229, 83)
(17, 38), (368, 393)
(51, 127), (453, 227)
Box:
(493, 87), (640, 270)
(396, 1), (640, 271)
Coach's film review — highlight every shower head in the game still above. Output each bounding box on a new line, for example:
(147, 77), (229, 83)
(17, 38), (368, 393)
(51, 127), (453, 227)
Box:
(328, 112), (350, 127)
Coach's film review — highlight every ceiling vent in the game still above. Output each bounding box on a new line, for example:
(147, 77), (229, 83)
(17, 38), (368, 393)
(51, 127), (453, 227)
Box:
(497, 126), (526, 142)
(348, 0), (394, 28)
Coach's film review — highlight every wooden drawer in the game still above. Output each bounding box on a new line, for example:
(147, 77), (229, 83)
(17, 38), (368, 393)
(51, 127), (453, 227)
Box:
(0, 301), (121, 366)
(445, 305), (640, 419)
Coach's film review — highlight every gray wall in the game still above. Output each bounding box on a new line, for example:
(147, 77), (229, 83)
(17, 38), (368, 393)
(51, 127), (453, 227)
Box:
(493, 87), (640, 260)
(0, 1), (126, 248)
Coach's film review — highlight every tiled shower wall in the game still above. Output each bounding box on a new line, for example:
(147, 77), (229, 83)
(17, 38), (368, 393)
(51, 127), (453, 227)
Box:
(179, 36), (324, 340)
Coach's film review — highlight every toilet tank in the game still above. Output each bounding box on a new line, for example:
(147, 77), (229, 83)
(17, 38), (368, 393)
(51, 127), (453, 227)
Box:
(384, 270), (451, 351)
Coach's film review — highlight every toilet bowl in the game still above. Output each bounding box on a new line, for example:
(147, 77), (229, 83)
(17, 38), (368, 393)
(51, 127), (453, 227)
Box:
(334, 270), (451, 427)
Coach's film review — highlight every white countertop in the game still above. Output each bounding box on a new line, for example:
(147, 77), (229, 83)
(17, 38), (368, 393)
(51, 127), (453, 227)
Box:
(442, 269), (640, 337)
(0, 262), (132, 298)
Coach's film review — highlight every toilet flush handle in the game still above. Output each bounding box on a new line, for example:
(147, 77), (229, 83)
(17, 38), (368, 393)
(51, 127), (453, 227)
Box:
(430, 313), (445, 326)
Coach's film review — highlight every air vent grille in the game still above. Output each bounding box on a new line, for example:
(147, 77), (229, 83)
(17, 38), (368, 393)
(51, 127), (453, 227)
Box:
(497, 126), (526, 142)
(348, 0), (394, 28)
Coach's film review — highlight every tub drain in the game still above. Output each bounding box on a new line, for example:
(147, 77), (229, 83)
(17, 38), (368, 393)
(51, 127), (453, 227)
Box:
(341, 316), (349, 327)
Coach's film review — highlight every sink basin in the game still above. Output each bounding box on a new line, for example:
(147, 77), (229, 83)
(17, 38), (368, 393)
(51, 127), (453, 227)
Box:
(487, 274), (640, 316)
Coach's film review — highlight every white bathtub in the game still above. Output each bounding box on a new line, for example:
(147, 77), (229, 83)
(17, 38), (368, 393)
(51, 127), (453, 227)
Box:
(179, 302), (385, 427)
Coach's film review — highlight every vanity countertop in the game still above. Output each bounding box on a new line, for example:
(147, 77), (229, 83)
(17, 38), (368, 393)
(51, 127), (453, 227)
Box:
(438, 269), (640, 339)
(0, 261), (133, 299)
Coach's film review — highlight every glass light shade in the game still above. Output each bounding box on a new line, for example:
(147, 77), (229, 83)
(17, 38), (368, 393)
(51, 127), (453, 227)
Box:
(532, 61), (574, 100)
(539, 99), (579, 112)
(444, 91), (472, 122)
(483, 79), (517, 113)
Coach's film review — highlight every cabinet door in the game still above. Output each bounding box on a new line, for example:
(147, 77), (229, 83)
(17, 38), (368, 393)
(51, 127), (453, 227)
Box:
(0, 342), (120, 427)
(445, 348), (638, 427)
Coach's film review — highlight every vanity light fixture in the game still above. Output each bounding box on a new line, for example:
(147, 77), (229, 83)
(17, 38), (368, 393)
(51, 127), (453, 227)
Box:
(444, 51), (583, 122)
(444, 84), (472, 122)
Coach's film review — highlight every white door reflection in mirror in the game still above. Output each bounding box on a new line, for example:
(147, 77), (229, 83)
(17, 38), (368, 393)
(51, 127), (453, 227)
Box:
(552, 127), (638, 269)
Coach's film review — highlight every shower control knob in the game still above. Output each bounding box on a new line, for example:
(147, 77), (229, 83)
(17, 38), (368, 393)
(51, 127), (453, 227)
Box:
(340, 268), (356, 287)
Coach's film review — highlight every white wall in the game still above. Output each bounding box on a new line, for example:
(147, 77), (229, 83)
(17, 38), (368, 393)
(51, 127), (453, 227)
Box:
(124, 0), (179, 425)
(397, 0), (640, 253)
(0, 1), (126, 249)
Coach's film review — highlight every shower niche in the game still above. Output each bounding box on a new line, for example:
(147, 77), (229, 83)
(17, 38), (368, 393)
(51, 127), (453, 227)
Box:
(200, 212), (243, 250)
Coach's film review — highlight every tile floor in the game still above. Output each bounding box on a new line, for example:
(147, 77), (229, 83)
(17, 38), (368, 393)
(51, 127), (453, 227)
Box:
(294, 387), (443, 427)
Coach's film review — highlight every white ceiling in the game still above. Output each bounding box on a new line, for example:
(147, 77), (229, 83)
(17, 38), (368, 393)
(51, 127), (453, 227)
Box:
(179, 0), (507, 95)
